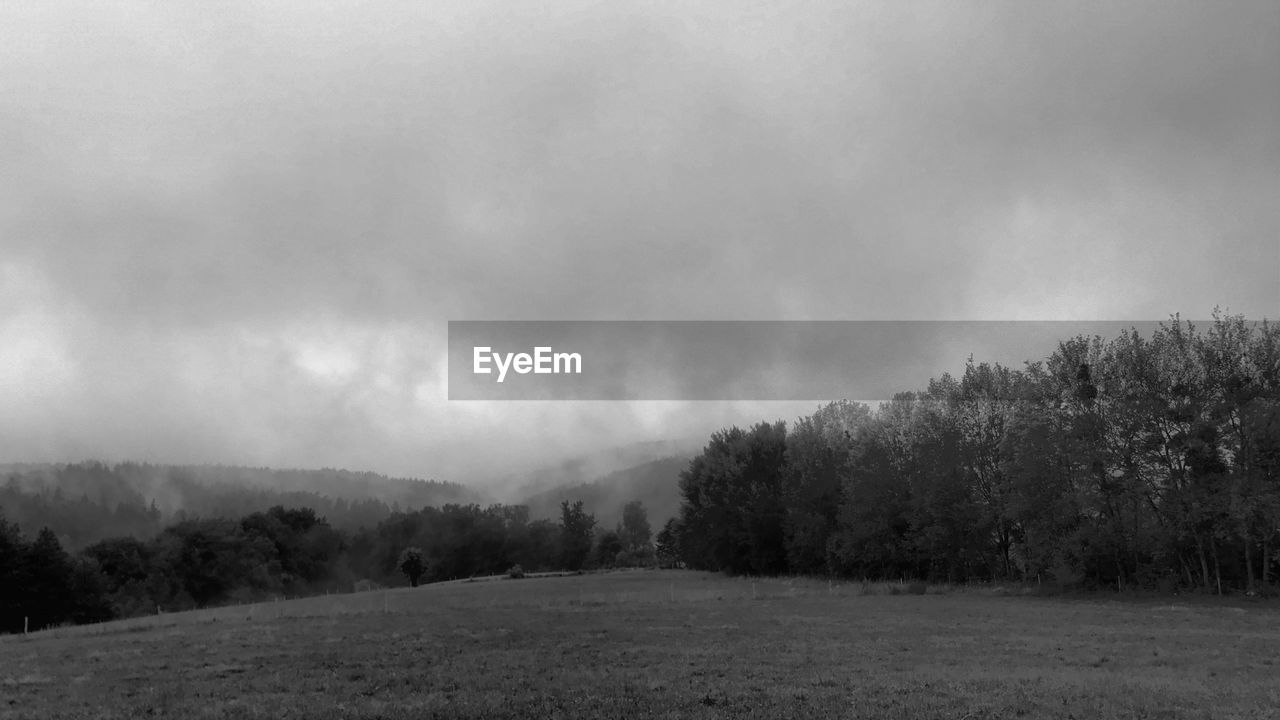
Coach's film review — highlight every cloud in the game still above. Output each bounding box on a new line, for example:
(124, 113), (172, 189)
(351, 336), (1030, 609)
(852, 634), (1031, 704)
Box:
(0, 1), (1275, 485)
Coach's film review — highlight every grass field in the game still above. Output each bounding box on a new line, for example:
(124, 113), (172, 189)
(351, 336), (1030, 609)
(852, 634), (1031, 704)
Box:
(2, 571), (1278, 719)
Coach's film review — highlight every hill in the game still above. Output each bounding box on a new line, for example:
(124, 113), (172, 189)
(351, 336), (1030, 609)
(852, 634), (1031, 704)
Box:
(0, 461), (488, 549)
(519, 455), (691, 530)
(500, 438), (702, 499)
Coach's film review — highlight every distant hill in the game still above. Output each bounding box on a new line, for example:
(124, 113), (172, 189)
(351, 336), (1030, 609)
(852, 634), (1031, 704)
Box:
(500, 438), (703, 500)
(519, 455), (692, 531)
(0, 447), (697, 551)
(0, 461), (489, 549)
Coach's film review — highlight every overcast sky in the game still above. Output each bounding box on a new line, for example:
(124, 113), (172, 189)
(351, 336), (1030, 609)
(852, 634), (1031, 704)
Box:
(1, 1), (1276, 490)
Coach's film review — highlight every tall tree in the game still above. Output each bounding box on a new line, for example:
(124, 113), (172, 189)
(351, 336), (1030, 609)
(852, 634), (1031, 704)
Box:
(677, 422), (788, 574)
(782, 400), (870, 574)
(0, 515), (28, 632)
(559, 500), (596, 571)
(655, 517), (683, 568)
(23, 527), (76, 629)
(618, 500), (652, 552)
(398, 547), (427, 587)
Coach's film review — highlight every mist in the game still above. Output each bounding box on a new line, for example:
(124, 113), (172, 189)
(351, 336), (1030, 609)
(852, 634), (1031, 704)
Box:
(1, 1), (1275, 492)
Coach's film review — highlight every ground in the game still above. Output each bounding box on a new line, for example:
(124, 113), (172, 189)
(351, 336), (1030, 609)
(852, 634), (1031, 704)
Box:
(2, 571), (1277, 719)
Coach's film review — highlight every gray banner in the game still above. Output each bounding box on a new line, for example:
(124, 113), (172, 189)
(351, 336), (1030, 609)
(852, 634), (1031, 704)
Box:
(447, 320), (1214, 401)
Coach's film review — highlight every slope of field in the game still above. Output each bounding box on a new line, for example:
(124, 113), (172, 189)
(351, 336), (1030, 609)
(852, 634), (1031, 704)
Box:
(3, 572), (1277, 719)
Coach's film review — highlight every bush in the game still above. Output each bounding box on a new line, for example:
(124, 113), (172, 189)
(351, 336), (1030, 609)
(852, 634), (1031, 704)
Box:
(615, 547), (657, 568)
(353, 579), (384, 593)
(506, 564), (525, 579)
(907, 581), (928, 595)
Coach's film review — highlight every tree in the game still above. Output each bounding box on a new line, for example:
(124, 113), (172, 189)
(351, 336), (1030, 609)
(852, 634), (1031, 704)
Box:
(23, 527), (77, 629)
(677, 421), (789, 574)
(655, 517), (682, 568)
(398, 546), (427, 587)
(592, 530), (624, 569)
(618, 500), (651, 552)
(159, 518), (273, 607)
(560, 500), (595, 571)
(782, 400), (871, 574)
(0, 514), (29, 633)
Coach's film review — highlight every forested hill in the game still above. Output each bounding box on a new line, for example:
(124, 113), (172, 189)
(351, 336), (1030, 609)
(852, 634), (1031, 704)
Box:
(503, 439), (702, 499)
(0, 462), (487, 549)
(520, 456), (690, 530)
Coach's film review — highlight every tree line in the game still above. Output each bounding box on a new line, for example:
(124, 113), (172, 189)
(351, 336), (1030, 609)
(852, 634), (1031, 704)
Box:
(0, 498), (655, 633)
(667, 314), (1279, 594)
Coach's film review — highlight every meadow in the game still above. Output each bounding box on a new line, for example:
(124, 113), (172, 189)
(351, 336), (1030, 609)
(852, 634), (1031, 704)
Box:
(2, 571), (1277, 719)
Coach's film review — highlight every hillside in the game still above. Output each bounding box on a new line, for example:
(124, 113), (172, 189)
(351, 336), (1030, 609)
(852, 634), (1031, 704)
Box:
(501, 438), (702, 499)
(0, 461), (488, 549)
(519, 455), (691, 530)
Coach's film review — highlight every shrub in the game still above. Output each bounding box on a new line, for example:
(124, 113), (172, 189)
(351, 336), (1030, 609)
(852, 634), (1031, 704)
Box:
(353, 579), (384, 593)
(907, 581), (928, 595)
(506, 564), (525, 579)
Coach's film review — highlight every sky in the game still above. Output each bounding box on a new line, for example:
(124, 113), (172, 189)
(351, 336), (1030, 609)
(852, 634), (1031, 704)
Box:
(1, 1), (1277, 492)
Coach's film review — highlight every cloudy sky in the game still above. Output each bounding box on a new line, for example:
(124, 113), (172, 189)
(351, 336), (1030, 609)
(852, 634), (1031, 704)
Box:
(1, 1), (1276, 490)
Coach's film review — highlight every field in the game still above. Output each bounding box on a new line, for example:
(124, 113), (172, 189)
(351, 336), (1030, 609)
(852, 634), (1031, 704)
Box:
(2, 571), (1278, 719)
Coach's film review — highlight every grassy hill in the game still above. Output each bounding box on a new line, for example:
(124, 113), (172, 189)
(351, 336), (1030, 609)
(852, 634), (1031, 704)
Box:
(5, 571), (1279, 719)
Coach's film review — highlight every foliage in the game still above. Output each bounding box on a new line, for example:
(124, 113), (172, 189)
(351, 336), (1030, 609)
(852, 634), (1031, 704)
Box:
(4, 490), (664, 633)
(618, 500), (652, 552)
(398, 547), (427, 587)
(654, 517), (683, 568)
(677, 422), (789, 575)
(559, 500), (596, 571)
(675, 314), (1280, 593)
(590, 530), (624, 569)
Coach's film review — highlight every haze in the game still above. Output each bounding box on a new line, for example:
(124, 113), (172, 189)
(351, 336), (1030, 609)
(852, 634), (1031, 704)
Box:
(1, 1), (1276, 492)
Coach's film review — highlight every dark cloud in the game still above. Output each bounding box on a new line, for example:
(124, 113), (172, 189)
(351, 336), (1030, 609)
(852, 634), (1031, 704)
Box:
(1, 1), (1276, 483)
